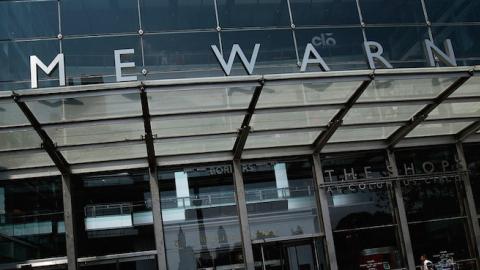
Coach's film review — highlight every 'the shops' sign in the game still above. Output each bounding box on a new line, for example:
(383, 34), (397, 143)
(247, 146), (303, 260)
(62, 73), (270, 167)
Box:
(29, 39), (457, 89)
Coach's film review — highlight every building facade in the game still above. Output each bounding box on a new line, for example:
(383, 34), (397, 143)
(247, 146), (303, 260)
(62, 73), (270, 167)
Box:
(1, 1), (480, 270)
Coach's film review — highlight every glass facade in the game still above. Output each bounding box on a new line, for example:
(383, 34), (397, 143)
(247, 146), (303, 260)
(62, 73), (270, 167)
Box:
(2, 1), (480, 270)
(2, 0), (480, 90)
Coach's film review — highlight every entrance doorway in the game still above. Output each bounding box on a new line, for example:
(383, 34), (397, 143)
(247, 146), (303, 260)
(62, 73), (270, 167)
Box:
(253, 238), (326, 270)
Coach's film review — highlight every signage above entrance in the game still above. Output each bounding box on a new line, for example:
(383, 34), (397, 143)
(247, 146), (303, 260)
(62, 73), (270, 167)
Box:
(29, 39), (457, 89)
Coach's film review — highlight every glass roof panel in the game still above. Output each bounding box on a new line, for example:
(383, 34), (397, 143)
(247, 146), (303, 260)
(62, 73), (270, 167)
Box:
(45, 120), (145, 146)
(26, 92), (142, 123)
(0, 128), (42, 151)
(151, 112), (244, 138)
(148, 86), (255, 115)
(427, 102), (480, 120)
(0, 150), (54, 170)
(61, 142), (147, 164)
(329, 126), (400, 143)
(406, 122), (471, 138)
(245, 130), (321, 149)
(450, 76), (480, 97)
(256, 81), (361, 108)
(251, 108), (338, 130)
(0, 100), (29, 126)
(154, 135), (236, 156)
(343, 105), (424, 124)
(358, 77), (457, 102)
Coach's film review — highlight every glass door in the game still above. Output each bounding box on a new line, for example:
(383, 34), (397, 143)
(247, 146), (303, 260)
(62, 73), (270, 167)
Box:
(253, 238), (325, 270)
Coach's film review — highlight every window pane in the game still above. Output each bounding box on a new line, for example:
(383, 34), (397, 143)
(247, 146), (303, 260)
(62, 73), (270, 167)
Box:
(141, 0), (216, 31)
(61, 142), (147, 164)
(63, 36), (142, 85)
(0, 100), (29, 126)
(0, 1), (58, 40)
(62, 0), (139, 35)
(256, 81), (361, 108)
(406, 122), (471, 138)
(154, 135), (236, 156)
(295, 28), (367, 71)
(158, 164), (244, 270)
(0, 40), (60, 87)
(252, 108), (337, 130)
(343, 105), (423, 124)
(428, 102), (480, 120)
(242, 160), (320, 240)
(425, 0), (480, 23)
(0, 128), (41, 151)
(27, 93), (142, 123)
(463, 143), (480, 213)
(75, 171), (154, 257)
(144, 32), (223, 80)
(0, 177), (65, 264)
(152, 113), (244, 138)
(0, 150), (54, 170)
(245, 130), (321, 149)
(364, 26), (431, 68)
(147, 86), (254, 115)
(217, 0), (290, 28)
(289, 0), (359, 26)
(359, 0), (425, 24)
(450, 76), (480, 97)
(329, 126), (399, 143)
(432, 25), (480, 66)
(358, 77), (457, 102)
(221, 30), (298, 75)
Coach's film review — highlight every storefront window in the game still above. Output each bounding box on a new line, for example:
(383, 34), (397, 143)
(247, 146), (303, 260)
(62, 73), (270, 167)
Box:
(395, 146), (476, 270)
(158, 164), (244, 270)
(463, 143), (480, 213)
(75, 171), (155, 257)
(321, 151), (404, 270)
(0, 177), (66, 264)
(242, 159), (320, 241)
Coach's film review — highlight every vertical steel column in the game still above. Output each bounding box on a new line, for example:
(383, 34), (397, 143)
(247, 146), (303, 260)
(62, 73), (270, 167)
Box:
(311, 154), (338, 270)
(139, 88), (168, 270)
(386, 150), (415, 270)
(149, 166), (168, 270)
(61, 174), (77, 270)
(232, 160), (255, 270)
(455, 143), (480, 263)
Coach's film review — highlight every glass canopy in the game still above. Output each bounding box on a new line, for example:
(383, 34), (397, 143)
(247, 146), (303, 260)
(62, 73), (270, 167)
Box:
(0, 67), (479, 176)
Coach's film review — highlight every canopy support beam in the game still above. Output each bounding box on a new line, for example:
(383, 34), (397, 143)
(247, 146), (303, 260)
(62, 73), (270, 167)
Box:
(233, 81), (264, 159)
(387, 75), (472, 148)
(312, 78), (373, 153)
(457, 121), (480, 142)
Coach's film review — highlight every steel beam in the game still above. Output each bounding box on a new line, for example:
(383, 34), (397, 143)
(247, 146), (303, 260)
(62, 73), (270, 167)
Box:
(386, 150), (416, 270)
(456, 121), (480, 142)
(455, 143), (480, 267)
(387, 75), (472, 148)
(13, 95), (78, 270)
(233, 82), (264, 159)
(311, 154), (338, 270)
(232, 160), (255, 270)
(61, 174), (78, 270)
(139, 87), (168, 270)
(312, 79), (372, 153)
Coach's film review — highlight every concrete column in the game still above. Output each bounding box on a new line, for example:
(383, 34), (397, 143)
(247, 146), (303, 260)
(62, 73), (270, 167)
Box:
(61, 174), (77, 270)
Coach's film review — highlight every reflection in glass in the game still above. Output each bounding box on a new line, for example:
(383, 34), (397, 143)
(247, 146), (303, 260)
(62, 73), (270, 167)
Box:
(242, 160), (320, 240)
(406, 122), (471, 138)
(158, 164), (244, 270)
(295, 28), (367, 71)
(221, 30), (298, 75)
(75, 171), (155, 257)
(217, 0), (290, 28)
(62, 0), (139, 35)
(289, 0), (359, 26)
(0, 177), (66, 264)
(364, 27), (430, 68)
(432, 25), (480, 67)
(424, 0), (480, 23)
(359, 0), (425, 24)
